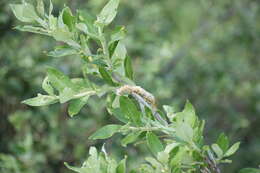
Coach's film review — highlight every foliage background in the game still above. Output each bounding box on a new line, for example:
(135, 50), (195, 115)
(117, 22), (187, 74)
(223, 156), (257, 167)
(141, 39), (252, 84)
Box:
(0, 0), (259, 172)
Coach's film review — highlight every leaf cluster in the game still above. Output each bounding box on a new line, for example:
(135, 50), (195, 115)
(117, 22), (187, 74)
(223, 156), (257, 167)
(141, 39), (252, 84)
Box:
(9, 0), (259, 173)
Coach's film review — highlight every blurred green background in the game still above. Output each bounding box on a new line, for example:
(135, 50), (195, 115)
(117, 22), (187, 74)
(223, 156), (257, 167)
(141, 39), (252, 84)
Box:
(0, 0), (259, 172)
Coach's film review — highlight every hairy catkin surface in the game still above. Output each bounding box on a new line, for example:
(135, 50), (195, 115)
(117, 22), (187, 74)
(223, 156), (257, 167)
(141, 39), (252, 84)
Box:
(116, 85), (156, 107)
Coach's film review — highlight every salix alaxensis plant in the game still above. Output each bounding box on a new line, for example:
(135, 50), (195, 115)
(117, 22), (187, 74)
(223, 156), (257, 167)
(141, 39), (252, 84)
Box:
(10, 0), (245, 173)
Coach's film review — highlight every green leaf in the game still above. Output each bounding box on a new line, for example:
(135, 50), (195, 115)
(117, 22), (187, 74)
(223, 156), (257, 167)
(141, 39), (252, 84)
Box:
(108, 26), (126, 58)
(76, 23), (88, 33)
(121, 131), (142, 147)
(183, 100), (197, 127)
(96, 0), (120, 25)
(71, 78), (91, 91)
(107, 158), (118, 173)
(14, 25), (49, 35)
(98, 67), (117, 86)
(42, 76), (55, 95)
(76, 10), (99, 39)
(48, 0), (53, 15)
(217, 133), (229, 153)
(109, 40), (119, 58)
(89, 124), (122, 140)
(112, 72), (135, 85)
(48, 48), (77, 57)
(10, 3), (39, 23)
(110, 108), (128, 123)
(112, 42), (127, 61)
(239, 168), (260, 173)
(62, 7), (75, 31)
(146, 132), (164, 155)
(119, 96), (142, 125)
(85, 147), (103, 172)
(175, 100), (197, 129)
(116, 157), (126, 173)
(52, 28), (72, 42)
(175, 122), (193, 143)
(48, 15), (57, 30)
(59, 87), (76, 103)
(92, 59), (108, 67)
(22, 94), (58, 106)
(137, 164), (154, 173)
(76, 23), (99, 40)
(51, 28), (81, 49)
(64, 162), (85, 173)
(110, 26), (126, 43)
(163, 105), (175, 121)
(224, 142), (240, 157)
(47, 67), (74, 92)
(37, 0), (45, 17)
(157, 151), (169, 164)
(68, 96), (89, 117)
(124, 55), (133, 80)
(211, 144), (223, 158)
(64, 147), (105, 172)
(58, 8), (66, 28)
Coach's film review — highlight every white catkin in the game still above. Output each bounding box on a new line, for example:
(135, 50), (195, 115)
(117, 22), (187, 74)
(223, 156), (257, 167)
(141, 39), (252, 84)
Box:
(116, 85), (156, 107)
(117, 85), (168, 125)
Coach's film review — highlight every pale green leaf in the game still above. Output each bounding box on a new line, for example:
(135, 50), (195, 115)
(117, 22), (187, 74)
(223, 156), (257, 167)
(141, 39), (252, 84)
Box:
(76, 23), (99, 39)
(109, 41), (119, 58)
(76, 23), (88, 33)
(146, 132), (164, 155)
(224, 142), (240, 157)
(183, 100), (197, 127)
(10, 3), (39, 23)
(49, 15), (57, 30)
(217, 133), (229, 153)
(37, 0), (45, 17)
(108, 26), (126, 58)
(110, 26), (126, 43)
(96, 0), (120, 25)
(157, 151), (169, 164)
(52, 28), (73, 42)
(137, 164), (155, 173)
(68, 96), (89, 117)
(52, 27), (80, 49)
(48, 48), (77, 57)
(175, 122), (193, 143)
(116, 157), (126, 173)
(71, 78), (91, 92)
(22, 94), (58, 106)
(62, 7), (75, 31)
(124, 55), (133, 80)
(89, 124), (122, 140)
(145, 157), (163, 170)
(119, 96), (141, 125)
(175, 100), (197, 129)
(42, 76), (55, 95)
(14, 25), (49, 36)
(99, 67), (117, 86)
(163, 105), (175, 121)
(49, 0), (53, 16)
(64, 162), (87, 173)
(47, 67), (74, 92)
(59, 87), (76, 103)
(121, 131), (142, 147)
(110, 108), (128, 123)
(211, 144), (223, 158)
(107, 157), (118, 173)
(112, 42), (126, 61)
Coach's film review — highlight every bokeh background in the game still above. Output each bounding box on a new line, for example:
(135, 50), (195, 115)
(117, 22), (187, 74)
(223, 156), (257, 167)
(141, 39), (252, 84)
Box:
(0, 0), (259, 172)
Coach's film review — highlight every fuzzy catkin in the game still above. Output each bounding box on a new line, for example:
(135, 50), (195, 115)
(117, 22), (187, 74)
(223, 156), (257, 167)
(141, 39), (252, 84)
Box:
(116, 85), (156, 107)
